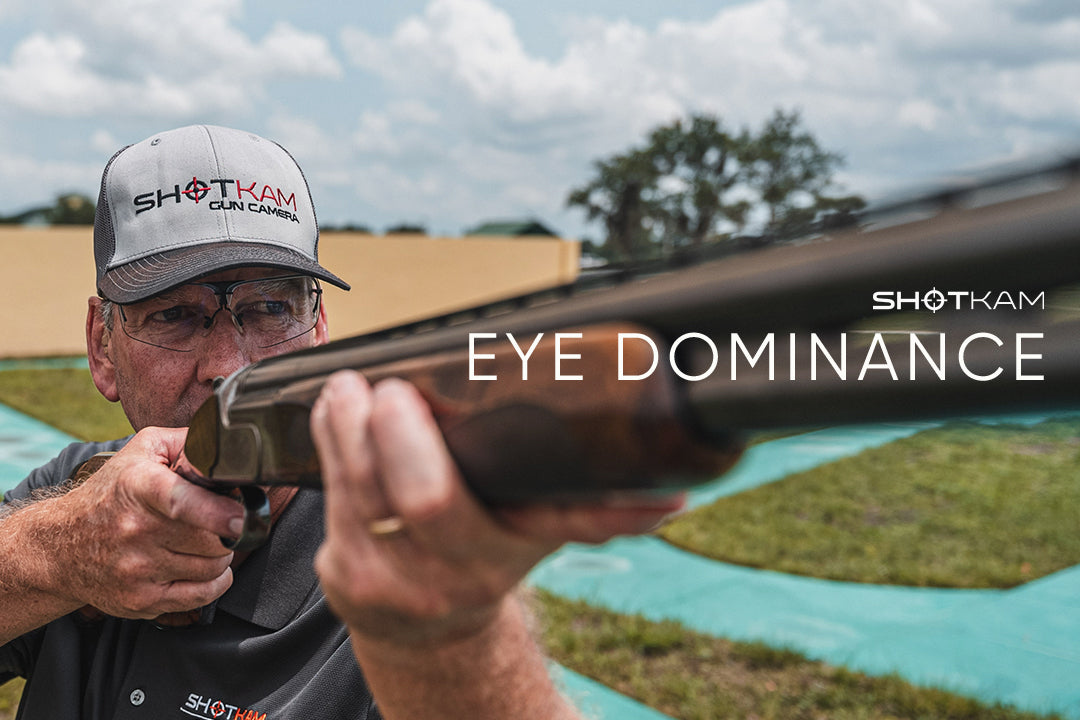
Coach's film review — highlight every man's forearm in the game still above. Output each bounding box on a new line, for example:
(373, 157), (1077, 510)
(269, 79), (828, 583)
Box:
(0, 439), (241, 646)
(349, 593), (581, 720)
(0, 497), (86, 645)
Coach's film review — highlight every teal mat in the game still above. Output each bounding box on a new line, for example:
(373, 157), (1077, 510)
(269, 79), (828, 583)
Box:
(531, 412), (1080, 719)
(0, 403), (76, 493)
(531, 538), (1080, 718)
(549, 664), (675, 719)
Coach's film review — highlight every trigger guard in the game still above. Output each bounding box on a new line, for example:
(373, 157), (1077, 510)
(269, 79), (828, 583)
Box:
(221, 486), (271, 552)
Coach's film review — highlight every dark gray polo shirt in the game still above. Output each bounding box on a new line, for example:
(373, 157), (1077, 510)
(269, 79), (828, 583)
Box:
(1, 440), (381, 720)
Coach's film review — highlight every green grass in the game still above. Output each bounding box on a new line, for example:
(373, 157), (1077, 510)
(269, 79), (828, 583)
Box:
(0, 367), (132, 441)
(533, 590), (1062, 720)
(660, 418), (1080, 588)
(0, 680), (22, 720)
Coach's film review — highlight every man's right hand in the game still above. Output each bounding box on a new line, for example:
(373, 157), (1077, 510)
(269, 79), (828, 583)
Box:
(13, 428), (243, 621)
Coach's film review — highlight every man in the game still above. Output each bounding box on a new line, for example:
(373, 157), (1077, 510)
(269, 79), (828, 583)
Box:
(0, 125), (683, 719)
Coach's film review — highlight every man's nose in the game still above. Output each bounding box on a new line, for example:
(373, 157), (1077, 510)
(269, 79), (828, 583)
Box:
(195, 312), (252, 383)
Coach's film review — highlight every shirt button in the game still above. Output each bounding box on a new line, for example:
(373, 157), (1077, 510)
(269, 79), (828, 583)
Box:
(130, 689), (146, 706)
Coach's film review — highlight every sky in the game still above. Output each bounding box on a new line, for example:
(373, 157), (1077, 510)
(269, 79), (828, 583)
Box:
(0, 0), (1078, 240)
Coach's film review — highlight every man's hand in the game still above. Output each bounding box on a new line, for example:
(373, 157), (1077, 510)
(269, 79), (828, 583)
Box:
(38, 429), (242, 619)
(311, 370), (684, 648)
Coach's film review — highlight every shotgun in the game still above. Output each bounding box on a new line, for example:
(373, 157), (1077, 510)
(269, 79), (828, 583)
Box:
(174, 157), (1080, 550)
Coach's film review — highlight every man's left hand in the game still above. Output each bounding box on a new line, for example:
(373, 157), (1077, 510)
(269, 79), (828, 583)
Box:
(310, 370), (684, 648)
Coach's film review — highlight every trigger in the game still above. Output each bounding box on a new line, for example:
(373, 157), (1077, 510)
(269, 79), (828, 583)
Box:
(221, 486), (271, 552)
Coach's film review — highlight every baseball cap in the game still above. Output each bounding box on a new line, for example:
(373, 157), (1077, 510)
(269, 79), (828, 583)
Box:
(94, 124), (350, 303)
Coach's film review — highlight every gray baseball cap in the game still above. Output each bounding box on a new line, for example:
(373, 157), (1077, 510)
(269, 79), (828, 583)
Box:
(94, 124), (349, 303)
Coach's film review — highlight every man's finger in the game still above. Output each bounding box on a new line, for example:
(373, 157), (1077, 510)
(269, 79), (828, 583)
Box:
(140, 470), (248, 546)
(368, 380), (523, 556)
(312, 371), (395, 529)
(154, 568), (235, 616)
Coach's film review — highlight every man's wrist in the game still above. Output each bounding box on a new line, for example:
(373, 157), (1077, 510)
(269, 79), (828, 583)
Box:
(345, 595), (506, 661)
(347, 594), (581, 720)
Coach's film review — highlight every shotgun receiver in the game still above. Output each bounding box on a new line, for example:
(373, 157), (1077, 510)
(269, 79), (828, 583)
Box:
(177, 158), (1080, 550)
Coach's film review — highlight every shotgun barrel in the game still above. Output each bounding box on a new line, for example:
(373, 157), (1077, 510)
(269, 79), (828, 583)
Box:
(177, 157), (1080, 550)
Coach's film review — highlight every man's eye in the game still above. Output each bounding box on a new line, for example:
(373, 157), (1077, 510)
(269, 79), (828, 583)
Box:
(150, 306), (197, 323)
(240, 300), (290, 316)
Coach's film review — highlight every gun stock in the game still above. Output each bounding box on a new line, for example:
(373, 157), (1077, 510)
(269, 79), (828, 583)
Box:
(176, 158), (1080, 549)
(182, 323), (741, 500)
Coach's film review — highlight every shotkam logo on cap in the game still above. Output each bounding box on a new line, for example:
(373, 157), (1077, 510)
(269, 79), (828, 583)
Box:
(94, 124), (349, 304)
(132, 176), (302, 224)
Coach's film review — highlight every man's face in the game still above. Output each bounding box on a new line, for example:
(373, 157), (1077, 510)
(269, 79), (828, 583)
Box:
(87, 267), (330, 431)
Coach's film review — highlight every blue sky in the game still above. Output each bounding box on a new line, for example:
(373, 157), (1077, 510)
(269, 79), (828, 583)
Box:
(1, 0), (1078, 240)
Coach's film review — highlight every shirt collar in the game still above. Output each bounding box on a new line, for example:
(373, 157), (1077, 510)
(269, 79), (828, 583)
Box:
(216, 488), (325, 630)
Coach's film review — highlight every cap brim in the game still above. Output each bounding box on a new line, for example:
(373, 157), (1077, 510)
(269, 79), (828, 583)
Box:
(99, 241), (350, 303)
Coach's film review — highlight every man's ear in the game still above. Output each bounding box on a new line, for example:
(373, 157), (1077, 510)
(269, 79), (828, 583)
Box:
(86, 297), (120, 402)
(313, 301), (330, 346)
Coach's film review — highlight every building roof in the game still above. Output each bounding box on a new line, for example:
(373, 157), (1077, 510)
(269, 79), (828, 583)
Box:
(465, 219), (559, 237)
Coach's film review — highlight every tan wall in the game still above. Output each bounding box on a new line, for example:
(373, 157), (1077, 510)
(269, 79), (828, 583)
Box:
(0, 227), (580, 358)
(319, 232), (580, 338)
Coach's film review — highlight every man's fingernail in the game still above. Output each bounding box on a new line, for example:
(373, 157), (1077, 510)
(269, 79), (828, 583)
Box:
(228, 517), (244, 536)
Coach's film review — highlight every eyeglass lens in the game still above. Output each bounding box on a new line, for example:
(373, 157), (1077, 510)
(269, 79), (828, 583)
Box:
(119, 276), (321, 352)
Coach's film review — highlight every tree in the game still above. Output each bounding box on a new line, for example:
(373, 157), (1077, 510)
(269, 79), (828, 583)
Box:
(0, 194), (96, 225)
(742, 109), (864, 238)
(645, 115), (752, 251)
(50, 194), (97, 224)
(567, 110), (863, 261)
(385, 223), (427, 235)
(566, 149), (661, 261)
(320, 222), (373, 233)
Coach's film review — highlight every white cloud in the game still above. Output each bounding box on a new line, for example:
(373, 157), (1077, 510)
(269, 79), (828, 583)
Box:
(0, 34), (114, 115)
(897, 100), (943, 132)
(353, 111), (399, 155)
(984, 62), (1080, 120)
(340, 0), (669, 143)
(90, 129), (120, 155)
(341, 0), (894, 160)
(10, 0), (1074, 234)
(0, 0), (341, 118)
(351, 100), (444, 156)
(0, 148), (101, 208)
(340, 0), (1080, 210)
(265, 115), (336, 163)
(386, 99), (440, 126)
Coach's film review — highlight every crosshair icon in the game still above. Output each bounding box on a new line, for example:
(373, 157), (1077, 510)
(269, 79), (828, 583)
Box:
(183, 176), (210, 203)
(923, 287), (946, 313)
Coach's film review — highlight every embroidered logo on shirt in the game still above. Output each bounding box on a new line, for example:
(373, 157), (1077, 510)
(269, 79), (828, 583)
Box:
(181, 693), (267, 720)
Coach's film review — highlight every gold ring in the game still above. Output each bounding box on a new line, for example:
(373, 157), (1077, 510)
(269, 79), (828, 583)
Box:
(367, 516), (406, 537)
